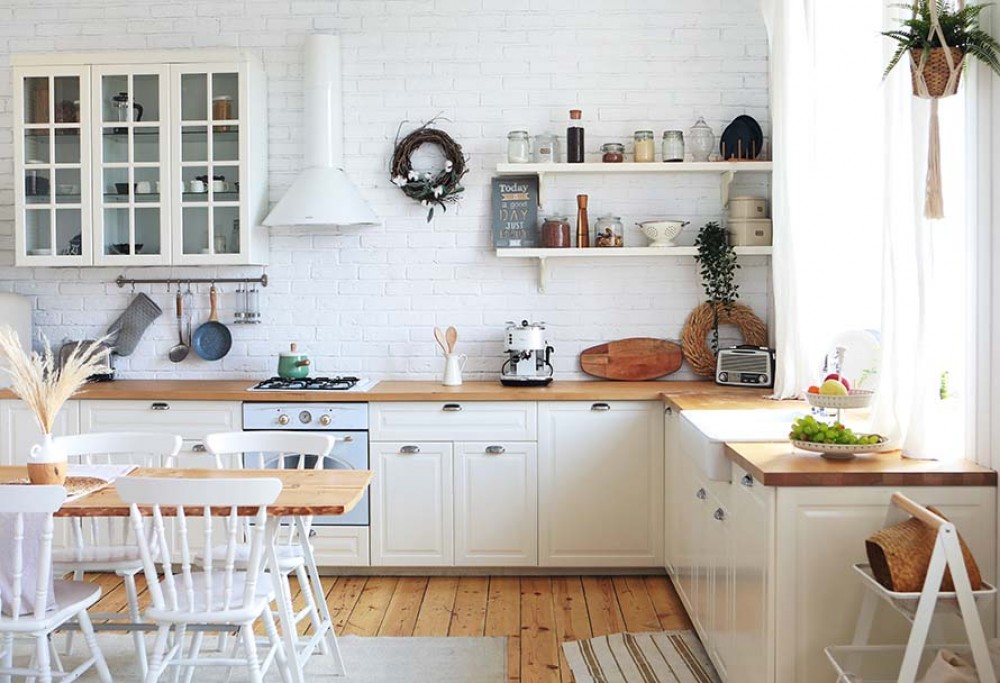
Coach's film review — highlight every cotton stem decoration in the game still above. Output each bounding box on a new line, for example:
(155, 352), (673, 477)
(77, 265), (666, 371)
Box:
(882, 1), (1000, 218)
(0, 326), (109, 435)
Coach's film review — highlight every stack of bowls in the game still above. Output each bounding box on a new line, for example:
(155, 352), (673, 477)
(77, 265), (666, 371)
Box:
(726, 197), (771, 246)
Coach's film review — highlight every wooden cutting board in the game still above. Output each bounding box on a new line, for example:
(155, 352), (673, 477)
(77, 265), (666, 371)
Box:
(579, 338), (684, 381)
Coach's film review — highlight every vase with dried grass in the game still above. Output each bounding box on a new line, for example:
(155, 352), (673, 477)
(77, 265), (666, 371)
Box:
(0, 326), (110, 485)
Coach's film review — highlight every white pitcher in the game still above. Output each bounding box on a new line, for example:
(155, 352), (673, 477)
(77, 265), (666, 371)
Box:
(28, 433), (67, 485)
(442, 353), (467, 386)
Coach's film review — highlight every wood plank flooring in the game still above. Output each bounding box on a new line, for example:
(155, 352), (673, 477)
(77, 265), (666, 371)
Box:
(87, 572), (691, 683)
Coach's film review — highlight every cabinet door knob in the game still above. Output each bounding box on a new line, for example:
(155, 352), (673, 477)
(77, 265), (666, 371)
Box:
(342, 435), (354, 443)
(151, 402), (169, 411)
(664, 406), (673, 415)
(696, 488), (707, 500)
(485, 445), (506, 455)
(741, 474), (754, 487)
(591, 402), (611, 411)
(191, 443), (206, 453)
(713, 508), (726, 522)
(442, 403), (463, 412)
(400, 445), (420, 454)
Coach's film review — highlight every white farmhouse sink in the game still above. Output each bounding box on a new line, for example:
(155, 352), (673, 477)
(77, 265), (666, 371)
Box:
(679, 409), (806, 481)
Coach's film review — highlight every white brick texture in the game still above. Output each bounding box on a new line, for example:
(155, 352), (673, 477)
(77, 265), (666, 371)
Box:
(0, 0), (771, 381)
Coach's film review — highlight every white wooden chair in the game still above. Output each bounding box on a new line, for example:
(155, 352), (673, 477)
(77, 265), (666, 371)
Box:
(116, 476), (290, 683)
(51, 432), (182, 678)
(0, 485), (112, 683)
(204, 432), (344, 672)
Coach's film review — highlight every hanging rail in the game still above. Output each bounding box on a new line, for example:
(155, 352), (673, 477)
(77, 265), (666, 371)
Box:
(115, 273), (269, 289)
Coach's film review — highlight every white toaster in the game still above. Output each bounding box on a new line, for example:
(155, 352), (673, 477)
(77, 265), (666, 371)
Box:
(715, 345), (775, 388)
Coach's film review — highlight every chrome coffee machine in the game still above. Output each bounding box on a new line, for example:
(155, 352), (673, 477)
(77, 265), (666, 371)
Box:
(500, 320), (554, 387)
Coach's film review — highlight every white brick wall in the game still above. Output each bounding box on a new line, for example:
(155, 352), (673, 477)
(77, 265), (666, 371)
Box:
(0, 0), (771, 381)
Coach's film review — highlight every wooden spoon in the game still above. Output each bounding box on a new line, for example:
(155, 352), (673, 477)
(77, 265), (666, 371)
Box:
(433, 327), (449, 355)
(446, 326), (458, 354)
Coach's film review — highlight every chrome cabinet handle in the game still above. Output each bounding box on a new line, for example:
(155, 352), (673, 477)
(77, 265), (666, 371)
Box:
(696, 488), (707, 500)
(342, 435), (354, 443)
(191, 443), (206, 453)
(485, 445), (506, 455)
(714, 508), (726, 522)
(400, 445), (421, 455)
(151, 402), (169, 411)
(741, 474), (754, 488)
(591, 403), (611, 411)
(442, 404), (463, 412)
(664, 406), (673, 415)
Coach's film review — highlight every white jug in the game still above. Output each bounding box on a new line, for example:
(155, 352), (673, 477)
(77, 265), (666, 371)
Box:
(442, 353), (467, 386)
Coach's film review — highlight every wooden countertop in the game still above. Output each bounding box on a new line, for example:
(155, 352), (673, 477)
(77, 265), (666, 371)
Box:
(0, 379), (798, 407)
(725, 442), (997, 487)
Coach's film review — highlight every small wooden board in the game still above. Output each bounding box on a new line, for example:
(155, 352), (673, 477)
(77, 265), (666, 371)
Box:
(579, 338), (683, 381)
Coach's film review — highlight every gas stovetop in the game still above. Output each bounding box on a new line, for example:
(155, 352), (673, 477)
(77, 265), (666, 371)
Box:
(247, 376), (378, 392)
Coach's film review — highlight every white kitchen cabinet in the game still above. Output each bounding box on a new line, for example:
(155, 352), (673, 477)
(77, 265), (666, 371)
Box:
(538, 401), (663, 567)
(370, 401), (536, 442)
(11, 50), (267, 267)
(370, 442), (454, 566)
(664, 404), (681, 574)
(454, 441), (537, 566)
(310, 527), (370, 568)
(0, 399), (80, 464)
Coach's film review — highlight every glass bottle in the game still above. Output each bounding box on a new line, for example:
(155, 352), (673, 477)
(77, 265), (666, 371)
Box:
(601, 143), (625, 163)
(688, 116), (716, 162)
(567, 110), (584, 163)
(507, 130), (531, 163)
(594, 215), (624, 247)
(576, 194), (590, 247)
(533, 133), (560, 163)
(541, 216), (571, 248)
(633, 130), (655, 162)
(662, 130), (684, 162)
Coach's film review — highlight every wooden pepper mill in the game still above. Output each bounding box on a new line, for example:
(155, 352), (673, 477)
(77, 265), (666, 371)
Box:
(576, 194), (590, 248)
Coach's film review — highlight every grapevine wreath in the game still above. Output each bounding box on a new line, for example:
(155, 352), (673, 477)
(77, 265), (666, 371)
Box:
(680, 302), (768, 377)
(390, 120), (468, 222)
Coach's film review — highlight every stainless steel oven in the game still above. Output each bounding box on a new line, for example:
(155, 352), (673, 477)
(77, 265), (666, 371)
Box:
(241, 402), (369, 526)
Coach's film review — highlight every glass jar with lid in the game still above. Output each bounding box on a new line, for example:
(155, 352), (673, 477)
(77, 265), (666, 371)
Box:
(507, 130), (531, 163)
(688, 117), (716, 162)
(533, 133), (560, 163)
(594, 215), (624, 247)
(541, 216), (571, 248)
(601, 142), (625, 163)
(662, 130), (684, 162)
(633, 130), (655, 162)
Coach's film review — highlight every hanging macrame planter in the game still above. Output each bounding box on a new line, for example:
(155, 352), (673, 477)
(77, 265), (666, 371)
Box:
(909, 3), (966, 219)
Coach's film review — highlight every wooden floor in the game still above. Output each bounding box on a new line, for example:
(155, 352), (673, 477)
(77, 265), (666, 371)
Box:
(88, 572), (691, 682)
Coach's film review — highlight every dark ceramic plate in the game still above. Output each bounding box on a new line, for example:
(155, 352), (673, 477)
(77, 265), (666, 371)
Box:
(720, 116), (763, 160)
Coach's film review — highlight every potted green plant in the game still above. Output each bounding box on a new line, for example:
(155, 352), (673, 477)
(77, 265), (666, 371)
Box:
(882, 1), (1000, 98)
(693, 221), (740, 353)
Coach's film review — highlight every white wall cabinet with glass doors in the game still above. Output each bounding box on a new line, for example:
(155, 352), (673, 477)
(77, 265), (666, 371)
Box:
(12, 51), (268, 267)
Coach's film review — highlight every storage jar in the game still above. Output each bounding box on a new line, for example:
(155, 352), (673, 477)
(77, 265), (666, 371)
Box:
(662, 131), (684, 162)
(727, 218), (772, 246)
(594, 215), (624, 247)
(601, 143), (625, 163)
(507, 130), (531, 163)
(727, 196), (769, 220)
(541, 216), (571, 248)
(633, 130), (655, 162)
(533, 134), (560, 163)
(688, 117), (715, 162)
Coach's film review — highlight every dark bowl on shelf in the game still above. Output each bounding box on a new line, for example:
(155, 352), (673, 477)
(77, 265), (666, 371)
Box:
(114, 183), (131, 195)
(109, 243), (143, 255)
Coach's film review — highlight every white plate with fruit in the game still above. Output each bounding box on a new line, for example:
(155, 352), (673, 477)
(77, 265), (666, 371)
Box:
(805, 374), (874, 410)
(789, 415), (890, 460)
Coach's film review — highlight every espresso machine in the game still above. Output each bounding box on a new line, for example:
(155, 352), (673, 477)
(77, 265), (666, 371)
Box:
(500, 320), (554, 387)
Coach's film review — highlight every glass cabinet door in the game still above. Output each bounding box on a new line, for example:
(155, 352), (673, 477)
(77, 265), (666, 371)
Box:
(173, 65), (244, 263)
(15, 68), (90, 265)
(91, 65), (170, 265)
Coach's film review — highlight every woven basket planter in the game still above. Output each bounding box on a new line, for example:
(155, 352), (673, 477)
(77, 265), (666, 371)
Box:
(910, 47), (965, 98)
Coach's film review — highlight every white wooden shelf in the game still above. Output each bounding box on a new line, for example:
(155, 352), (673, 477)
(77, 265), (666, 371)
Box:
(496, 246), (773, 291)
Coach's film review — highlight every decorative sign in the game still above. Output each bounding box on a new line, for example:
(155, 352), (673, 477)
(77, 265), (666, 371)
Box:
(491, 176), (538, 247)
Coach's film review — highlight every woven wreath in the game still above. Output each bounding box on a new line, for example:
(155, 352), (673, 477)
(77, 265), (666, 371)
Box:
(680, 302), (768, 377)
(390, 121), (468, 222)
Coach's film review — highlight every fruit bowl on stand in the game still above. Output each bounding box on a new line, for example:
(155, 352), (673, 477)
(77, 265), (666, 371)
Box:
(791, 436), (892, 461)
(805, 389), (874, 411)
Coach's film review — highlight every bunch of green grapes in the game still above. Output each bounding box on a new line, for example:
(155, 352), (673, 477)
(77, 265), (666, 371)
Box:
(789, 415), (883, 446)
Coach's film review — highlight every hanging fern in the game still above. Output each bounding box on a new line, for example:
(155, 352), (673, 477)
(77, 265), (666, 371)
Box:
(882, 1), (1000, 79)
(693, 221), (740, 353)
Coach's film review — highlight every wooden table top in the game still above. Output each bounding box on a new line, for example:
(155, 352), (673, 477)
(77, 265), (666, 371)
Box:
(0, 379), (793, 408)
(0, 467), (373, 517)
(725, 443), (998, 487)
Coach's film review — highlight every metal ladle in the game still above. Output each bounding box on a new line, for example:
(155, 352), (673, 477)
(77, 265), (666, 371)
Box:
(168, 287), (190, 362)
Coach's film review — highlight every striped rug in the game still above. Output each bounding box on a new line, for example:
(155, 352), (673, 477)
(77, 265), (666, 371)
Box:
(563, 631), (721, 683)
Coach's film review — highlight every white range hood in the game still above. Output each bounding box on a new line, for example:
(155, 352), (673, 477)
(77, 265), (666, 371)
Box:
(263, 34), (379, 228)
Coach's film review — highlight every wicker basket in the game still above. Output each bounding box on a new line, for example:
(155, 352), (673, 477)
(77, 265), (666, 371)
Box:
(910, 47), (965, 98)
(866, 506), (982, 592)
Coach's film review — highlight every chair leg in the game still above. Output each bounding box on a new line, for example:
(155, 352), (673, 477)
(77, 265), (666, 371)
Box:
(239, 624), (264, 683)
(77, 610), (112, 683)
(170, 625), (187, 683)
(262, 608), (292, 683)
(35, 634), (52, 683)
(63, 569), (85, 657)
(47, 635), (64, 674)
(181, 631), (204, 683)
(146, 625), (172, 683)
(123, 571), (149, 680)
(294, 564), (327, 655)
(1, 633), (14, 683)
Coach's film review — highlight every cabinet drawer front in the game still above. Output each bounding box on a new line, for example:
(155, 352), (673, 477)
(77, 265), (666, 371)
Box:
(310, 527), (370, 568)
(80, 400), (241, 442)
(370, 402), (536, 441)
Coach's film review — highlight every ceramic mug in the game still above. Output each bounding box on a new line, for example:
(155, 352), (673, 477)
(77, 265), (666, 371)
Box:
(135, 181), (152, 194)
(212, 179), (227, 193)
(189, 179), (206, 193)
(442, 353), (468, 387)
